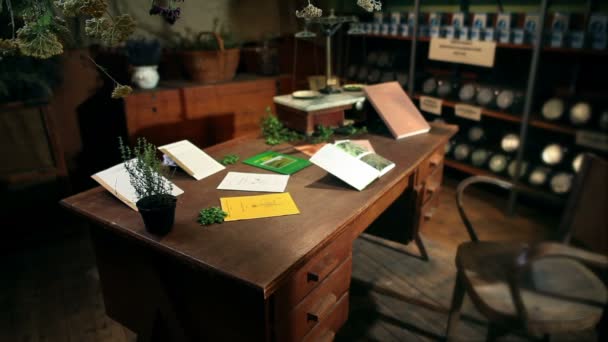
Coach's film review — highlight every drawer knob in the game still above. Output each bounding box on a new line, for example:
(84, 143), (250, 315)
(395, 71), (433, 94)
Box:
(307, 293), (337, 322)
(307, 254), (340, 284)
(152, 107), (158, 113)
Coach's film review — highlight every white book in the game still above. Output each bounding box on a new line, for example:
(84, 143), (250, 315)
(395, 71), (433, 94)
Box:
(217, 172), (289, 193)
(158, 140), (225, 181)
(309, 141), (395, 191)
(91, 161), (184, 211)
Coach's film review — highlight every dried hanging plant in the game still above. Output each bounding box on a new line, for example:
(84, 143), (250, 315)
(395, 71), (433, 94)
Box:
(357, 0), (382, 12)
(149, 0), (184, 25)
(1, 0), (137, 98)
(295, 0), (322, 19)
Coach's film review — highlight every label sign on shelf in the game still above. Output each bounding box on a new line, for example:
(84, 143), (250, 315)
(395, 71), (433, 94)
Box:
(455, 104), (482, 121)
(429, 38), (496, 68)
(576, 130), (608, 152)
(419, 96), (443, 115)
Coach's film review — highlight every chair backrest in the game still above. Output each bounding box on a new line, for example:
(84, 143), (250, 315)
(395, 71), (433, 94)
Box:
(558, 153), (607, 256)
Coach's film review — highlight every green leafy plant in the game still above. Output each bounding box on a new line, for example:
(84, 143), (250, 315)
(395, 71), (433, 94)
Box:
(311, 124), (334, 143)
(118, 137), (174, 204)
(335, 124), (368, 136)
(261, 107), (303, 145)
(220, 154), (239, 165)
(198, 207), (228, 225)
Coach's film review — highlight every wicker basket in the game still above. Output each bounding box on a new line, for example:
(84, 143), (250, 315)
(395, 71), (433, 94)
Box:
(181, 32), (240, 83)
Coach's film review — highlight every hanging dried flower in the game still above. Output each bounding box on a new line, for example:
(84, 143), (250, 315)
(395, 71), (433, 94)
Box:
(112, 84), (133, 99)
(0, 39), (20, 56)
(295, 1), (322, 19)
(16, 26), (64, 59)
(101, 14), (137, 46)
(357, 0), (382, 12)
(79, 0), (108, 18)
(149, 0), (184, 25)
(84, 17), (112, 39)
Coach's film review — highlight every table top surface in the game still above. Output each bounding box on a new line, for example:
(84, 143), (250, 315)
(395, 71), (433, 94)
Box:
(61, 124), (457, 298)
(273, 91), (366, 112)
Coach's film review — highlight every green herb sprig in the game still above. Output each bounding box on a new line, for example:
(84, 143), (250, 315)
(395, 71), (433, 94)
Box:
(220, 154), (239, 165)
(198, 207), (228, 225)
(311, 124), (334, 143)
(261, 107), (303, 145)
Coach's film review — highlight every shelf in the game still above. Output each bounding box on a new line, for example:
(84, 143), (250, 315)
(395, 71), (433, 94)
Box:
(360, 33), (608, 56)
(444, 159), (566, 205)
(413, 94), (577, 136)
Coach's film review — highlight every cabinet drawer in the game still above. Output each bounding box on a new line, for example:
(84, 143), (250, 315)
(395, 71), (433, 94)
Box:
(417, 147), (444, 186)
(125, 90), (183, 132)
(276, 257), (352, 342)
(182, 86), (221, 119)
(421, 162), (443, 205)
(274, 232), (351, 317)
(302, 292), (349, 342)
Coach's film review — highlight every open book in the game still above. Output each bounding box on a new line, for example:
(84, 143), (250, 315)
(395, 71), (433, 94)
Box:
(364, 82), (431, 139)
(92, 161), (184, 211)
(309, 140), (395, 191)
(158, 140), (225, 181)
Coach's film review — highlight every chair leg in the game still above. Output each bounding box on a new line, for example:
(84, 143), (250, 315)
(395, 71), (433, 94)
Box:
(485, 323), (507, 342)
(446, 270), (466, 341)
(414, 233), (429, 261)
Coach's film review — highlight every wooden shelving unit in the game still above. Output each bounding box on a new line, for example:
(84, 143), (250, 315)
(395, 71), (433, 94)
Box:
(413, 94), (577, 136)
(361, 33), (608, 56)
(444, 159), (566, 205)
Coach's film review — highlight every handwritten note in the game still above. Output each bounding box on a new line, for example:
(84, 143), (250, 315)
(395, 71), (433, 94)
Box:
(217, 172), (289, 193)
(220, 193), (300, 221)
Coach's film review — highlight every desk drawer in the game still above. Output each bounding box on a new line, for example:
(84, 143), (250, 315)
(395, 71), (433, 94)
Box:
(125, 90), (183, 132)
(276, 257), (352, 342)
(302, 292), (349, 342)
(274, 232), (351, 317)
(421, 161), (443, 205)
(417, 147), (443, 186)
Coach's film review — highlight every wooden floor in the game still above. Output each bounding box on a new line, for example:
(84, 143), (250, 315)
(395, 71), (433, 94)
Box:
(0, 178), (597, 341)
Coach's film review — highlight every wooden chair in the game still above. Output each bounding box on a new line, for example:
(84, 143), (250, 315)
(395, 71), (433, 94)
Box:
(446, 154), (608, 341)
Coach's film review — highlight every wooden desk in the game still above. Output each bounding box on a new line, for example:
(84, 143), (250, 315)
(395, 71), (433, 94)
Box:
(60, 124), (457, 341)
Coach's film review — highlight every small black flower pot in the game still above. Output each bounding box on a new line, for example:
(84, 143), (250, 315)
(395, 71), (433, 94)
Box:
(136, 194), (177, 235)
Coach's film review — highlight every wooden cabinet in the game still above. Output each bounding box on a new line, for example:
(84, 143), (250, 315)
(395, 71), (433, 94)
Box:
(415, 146), (445, 232)
(123, 76), (286, 147)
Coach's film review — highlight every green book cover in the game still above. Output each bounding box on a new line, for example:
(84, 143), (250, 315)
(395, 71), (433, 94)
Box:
(243, 151), (312, 175)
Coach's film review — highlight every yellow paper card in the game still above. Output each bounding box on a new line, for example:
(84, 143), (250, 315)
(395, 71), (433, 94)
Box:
(220, 193), (300, 221)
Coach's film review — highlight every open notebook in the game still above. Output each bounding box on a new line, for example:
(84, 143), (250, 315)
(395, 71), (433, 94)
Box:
(158, 140), (225, 181)
(364, 81), (430, 139)
(92, 161), (184, 211)
(310, 140), (395, 191)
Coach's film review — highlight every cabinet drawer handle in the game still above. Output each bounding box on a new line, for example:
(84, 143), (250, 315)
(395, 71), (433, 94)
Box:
(307, 293), (337, 322)
(307, 254), (340, 283)
(317, 330), (336, 342)
(151, 107), (157, 113)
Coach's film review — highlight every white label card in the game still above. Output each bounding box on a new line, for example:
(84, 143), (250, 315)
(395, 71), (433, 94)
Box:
(455, 104), (482, 121)
(429, 38), (496, 67)
(419, 96), (443, 115)
(217, 172), (290, 193)
(576, 130), (608, 152)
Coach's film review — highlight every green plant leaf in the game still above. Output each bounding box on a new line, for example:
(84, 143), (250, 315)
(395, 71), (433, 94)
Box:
(198, 207), (228, 225)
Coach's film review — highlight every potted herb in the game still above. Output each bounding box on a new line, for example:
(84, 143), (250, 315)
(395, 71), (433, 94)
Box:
(119, 137), (177, 235)
(126, 38), (162, 89)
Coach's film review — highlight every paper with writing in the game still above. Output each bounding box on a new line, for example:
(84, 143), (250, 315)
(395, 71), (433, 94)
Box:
(220, 193), (300, 221)
(217, 172), (289, 193)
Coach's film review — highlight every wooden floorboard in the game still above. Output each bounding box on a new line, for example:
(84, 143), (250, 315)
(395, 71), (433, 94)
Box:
(0, 177), (597, 341)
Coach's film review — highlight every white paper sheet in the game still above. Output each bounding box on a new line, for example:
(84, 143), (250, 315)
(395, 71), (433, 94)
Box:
(309, 144), (380, 191)
(217, 172), (290, 193)
(158, 140), (225, 181)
